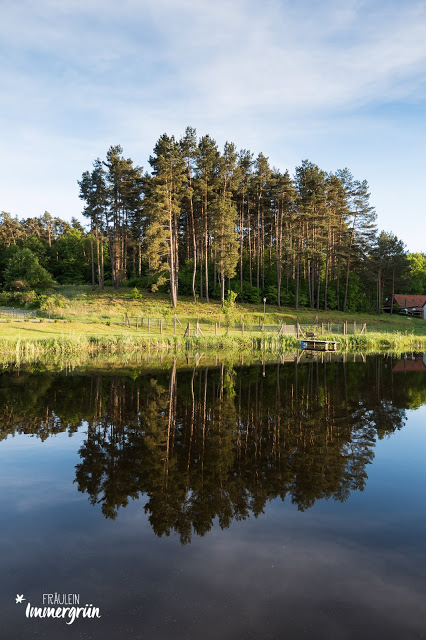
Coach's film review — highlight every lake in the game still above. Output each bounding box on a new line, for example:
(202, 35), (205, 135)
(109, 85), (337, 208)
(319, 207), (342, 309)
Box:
(1, 353), (426, 639)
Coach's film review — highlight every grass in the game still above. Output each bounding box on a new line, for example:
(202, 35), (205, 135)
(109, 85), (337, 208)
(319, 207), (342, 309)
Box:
(1, 284), (426, 361)
(27, 284), (425, 332)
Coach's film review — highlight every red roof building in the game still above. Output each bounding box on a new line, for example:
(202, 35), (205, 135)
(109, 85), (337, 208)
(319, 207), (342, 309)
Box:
(383, 294), (426, 318)
(392, 354), (426, 372)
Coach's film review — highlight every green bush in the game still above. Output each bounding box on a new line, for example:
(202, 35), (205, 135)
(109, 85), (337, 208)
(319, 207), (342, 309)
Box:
(38, 294), (66, 314)
(4, 248), (55, 291)
(0, 291), (12, 306)
(0, 289), (38, 308)
(124, 276), (145, 288)
(265, 285), (278, 305)
(130, 287), (143, 300)
(234, 283), (262, 304)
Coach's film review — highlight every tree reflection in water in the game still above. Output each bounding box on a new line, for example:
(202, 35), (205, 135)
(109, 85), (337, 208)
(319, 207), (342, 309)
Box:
(1, 355), (424, 543)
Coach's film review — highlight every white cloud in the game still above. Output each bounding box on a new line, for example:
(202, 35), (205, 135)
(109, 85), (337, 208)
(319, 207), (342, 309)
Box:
(1, 0), (426, 250)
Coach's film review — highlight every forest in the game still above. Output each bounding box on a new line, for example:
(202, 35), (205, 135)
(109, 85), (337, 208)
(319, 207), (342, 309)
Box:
(1, 127), (425, 313)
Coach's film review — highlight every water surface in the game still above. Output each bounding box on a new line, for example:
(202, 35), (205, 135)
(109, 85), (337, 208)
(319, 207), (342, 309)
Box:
(1, 354), (425, 639)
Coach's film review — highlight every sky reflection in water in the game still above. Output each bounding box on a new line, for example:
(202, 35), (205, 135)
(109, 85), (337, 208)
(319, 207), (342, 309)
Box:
(0, 355), (425, 639)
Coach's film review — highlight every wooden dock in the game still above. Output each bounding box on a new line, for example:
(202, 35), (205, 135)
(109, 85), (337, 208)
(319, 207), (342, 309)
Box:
(300, 339), (338, 351)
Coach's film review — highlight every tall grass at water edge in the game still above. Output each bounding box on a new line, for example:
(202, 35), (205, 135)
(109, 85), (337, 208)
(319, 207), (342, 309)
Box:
(1, 331), (426, 361)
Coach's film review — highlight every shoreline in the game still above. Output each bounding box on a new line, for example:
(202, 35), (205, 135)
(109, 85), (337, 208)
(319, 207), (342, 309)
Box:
(1, 329), (425, 365)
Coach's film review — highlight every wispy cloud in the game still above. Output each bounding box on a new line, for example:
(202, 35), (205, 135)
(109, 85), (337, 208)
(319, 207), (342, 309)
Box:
(1, 0), (425, 249)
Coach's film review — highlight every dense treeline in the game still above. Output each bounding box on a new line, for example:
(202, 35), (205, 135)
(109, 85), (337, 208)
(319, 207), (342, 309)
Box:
(1, 127), (425, 312)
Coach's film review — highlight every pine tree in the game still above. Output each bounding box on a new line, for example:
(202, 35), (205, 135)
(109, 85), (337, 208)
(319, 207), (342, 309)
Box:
(294, 160), (327, 310)
(196, 135), (220, 302)
(213, 142), (240, 305)
(251, 153), (271, 290)
(236, 150), (253, 295)
(270, 170), (297, 307)
(144, 134), (186, 308)
(337, 170), (376, 312)
(180, 127), (199, 302)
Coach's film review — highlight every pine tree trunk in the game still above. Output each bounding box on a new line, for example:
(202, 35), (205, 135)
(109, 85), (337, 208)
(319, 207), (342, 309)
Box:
(90, 226), (95, 287)
(248, 207), (252, 286)
(204, 206), (209, 303)
(96, 230), (101, 291)
(295, 250), (300, 311)
(240, 199), (244, 298)
(316, 260), (321, 311)
(169, 214), (177, 308)
(199, 238), (203, 299)
(343, 222), (356, 312)
(100, 234), (104, 290)
(256, 202), (260, 289)
(190, 203), (197, 302)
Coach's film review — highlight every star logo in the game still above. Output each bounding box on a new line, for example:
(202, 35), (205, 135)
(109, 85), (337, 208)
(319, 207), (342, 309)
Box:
(15, 595), (25, 604)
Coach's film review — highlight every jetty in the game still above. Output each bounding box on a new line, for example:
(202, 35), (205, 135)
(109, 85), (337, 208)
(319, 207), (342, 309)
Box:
(300, 332), (338, 351)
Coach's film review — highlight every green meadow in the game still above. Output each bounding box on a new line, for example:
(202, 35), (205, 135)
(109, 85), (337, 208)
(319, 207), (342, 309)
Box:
(1, 286), (426, 362)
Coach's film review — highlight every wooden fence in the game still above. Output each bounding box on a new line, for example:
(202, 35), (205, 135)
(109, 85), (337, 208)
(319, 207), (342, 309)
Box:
(121, 314), (367, 337)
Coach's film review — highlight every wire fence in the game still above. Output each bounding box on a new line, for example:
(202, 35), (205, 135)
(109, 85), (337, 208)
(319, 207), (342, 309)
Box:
(0, 307), (367, 336)
(0, 306), (37, 319)
(119, 314), (367, 337)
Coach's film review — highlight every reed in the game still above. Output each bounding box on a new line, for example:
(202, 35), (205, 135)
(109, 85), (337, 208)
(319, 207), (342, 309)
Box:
(2, 329), (424, 364)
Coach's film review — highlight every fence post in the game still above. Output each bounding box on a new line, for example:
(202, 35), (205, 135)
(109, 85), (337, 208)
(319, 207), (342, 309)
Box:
(148, 318), (151, 333)
(321, 322), (324, 336)
(215, 323), (218, 335)
(136, 317), (139, 330)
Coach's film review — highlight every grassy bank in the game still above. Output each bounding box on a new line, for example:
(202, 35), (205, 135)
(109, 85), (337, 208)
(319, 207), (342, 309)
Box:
(1, 285), (426, 361)
(4, 284), (426, 333)
(1, 328), (425, 362)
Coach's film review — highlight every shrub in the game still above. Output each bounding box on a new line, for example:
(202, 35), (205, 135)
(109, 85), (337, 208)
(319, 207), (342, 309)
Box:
(4, 248), (55, 290)
(0, 291), (12, 306)
(264, 285), (278, 305)
(234, 283), (262, 304)
(130, 287), (143, 301)
(223, 290), (238, 314)
(123, 276), (145, 288)
(38, 294), (66, 314)
(18, 290), (37, 306)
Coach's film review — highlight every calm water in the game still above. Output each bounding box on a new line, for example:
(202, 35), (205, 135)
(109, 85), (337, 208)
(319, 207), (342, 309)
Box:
(1, 354), (426, 639)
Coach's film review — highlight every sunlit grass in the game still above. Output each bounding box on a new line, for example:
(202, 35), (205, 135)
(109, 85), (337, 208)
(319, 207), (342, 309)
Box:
(23, 284), (426, 333)
(1, 284), (425, 362)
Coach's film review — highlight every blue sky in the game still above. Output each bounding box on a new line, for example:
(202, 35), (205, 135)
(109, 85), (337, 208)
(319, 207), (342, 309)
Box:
(1, 0), (425, 252)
